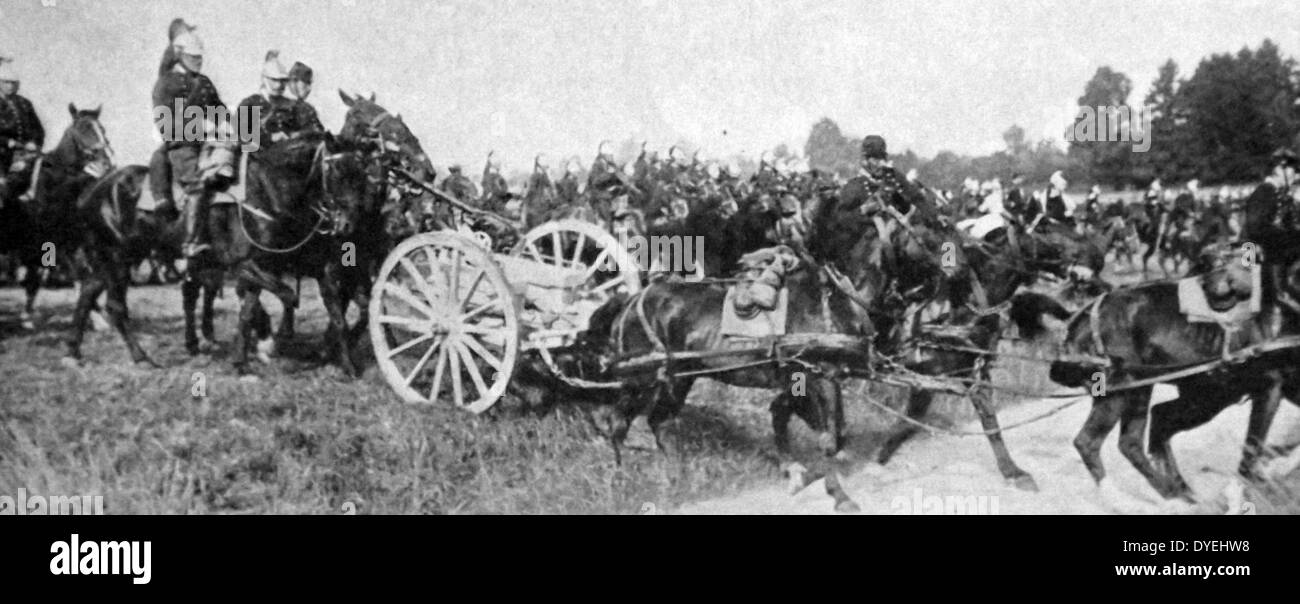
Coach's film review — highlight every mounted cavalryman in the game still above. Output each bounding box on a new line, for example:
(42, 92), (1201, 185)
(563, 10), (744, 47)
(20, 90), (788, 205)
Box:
(145, 18), (196, 216)
(288, 61), (325, 134)
(0, 56), (44, 204)
(151, 25), (227, 258)
(238, 51), (322, 157)
(480, 151), (510, 212)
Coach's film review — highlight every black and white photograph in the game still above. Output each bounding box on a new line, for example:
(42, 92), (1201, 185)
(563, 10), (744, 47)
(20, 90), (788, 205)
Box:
(1, 0), (1298, 543)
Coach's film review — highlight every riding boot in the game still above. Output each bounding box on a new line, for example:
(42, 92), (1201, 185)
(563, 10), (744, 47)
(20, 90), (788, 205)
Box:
(149, 144), (178, 221)
(182, 190), (211, 258)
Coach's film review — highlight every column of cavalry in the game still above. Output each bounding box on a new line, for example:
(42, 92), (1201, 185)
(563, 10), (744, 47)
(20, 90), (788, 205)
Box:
(3, 19), (1299, 512)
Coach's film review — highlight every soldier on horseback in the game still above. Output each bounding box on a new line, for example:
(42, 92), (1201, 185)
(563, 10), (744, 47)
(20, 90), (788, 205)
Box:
(0, 57), (45, 204)
(556, 157), (582, 206)
(439, 164), (479, 204)
(238, 51), (323, 158)
(151, 25), (226, 258)
(287, 61), (323, 132)
(480, 152), (509, 212)
(1042, 170), (1072, 227)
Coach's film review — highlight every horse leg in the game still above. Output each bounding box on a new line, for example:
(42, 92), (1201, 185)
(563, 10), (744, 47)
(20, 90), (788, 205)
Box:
(182, 276), (201, 355)
(1240, 371), (1284, 482)
(319, 268), (358, 377)
(103, 261), (156, 367)
(877, 388), (934, 465)
(64, 271), (107, 364)
(645, 379), (692, 459)
(19, 253), (41, 329)
(769, 390), (796, 455)
(1074, 392), (1128, 484)
(791, 373), (844, 457)
(230, 277), (264, 376)
(1115, 390), (1187, 500)
(1146, 395), (1221, 501)
(969, 374), (1037, 491)
(201, 270), (220, 345)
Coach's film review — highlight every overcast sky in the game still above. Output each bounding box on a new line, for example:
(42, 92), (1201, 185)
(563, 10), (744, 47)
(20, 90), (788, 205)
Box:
(1, 0), (1296, 173)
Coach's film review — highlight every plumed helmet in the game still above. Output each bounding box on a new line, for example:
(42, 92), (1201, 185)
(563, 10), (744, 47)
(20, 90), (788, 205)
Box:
(860, 135), (887, 160)
(262, 50), (289, 80)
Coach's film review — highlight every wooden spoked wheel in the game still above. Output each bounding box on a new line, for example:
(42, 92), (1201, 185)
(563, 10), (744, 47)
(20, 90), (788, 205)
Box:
(369, 232), (520, 413)
(509, 220), (642, 344)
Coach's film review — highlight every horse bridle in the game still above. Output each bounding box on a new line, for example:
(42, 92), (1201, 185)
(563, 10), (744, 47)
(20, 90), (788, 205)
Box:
(237, 142), (350, 254)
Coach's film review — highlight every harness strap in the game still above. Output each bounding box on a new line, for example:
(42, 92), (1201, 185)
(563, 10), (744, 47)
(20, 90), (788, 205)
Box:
(1088, 293), (1107, 358)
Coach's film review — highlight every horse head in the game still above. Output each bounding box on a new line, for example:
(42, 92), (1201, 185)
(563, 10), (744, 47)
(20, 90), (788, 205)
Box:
(337, 90), (433, 183)
(56, 104), (114, 177)
(318, 135), (381, 239)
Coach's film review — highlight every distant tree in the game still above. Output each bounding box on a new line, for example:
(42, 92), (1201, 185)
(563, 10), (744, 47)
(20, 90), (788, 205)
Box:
(1179, 39), (1299, 182)
(1070, 66), (1135, 187)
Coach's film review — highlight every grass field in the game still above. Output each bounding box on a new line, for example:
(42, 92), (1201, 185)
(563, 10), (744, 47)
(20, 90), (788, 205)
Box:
(8, 255), (1295, 515)
(0, 278), (1068, 515)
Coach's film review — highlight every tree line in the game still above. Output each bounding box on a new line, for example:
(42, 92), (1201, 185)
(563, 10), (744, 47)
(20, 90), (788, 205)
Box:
(805, 39), (1299, 191)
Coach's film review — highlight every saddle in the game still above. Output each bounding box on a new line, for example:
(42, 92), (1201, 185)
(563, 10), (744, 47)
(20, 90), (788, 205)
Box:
(136, 143), (247, 212)
(721, 245), (798, 338)
(732, 246), (800, 315)
(1177, 260), (1261, 358)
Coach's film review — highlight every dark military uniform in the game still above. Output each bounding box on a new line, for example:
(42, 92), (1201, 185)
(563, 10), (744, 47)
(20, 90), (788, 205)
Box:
(237, 92), (321, 156)
(0, 91), (44, 198)
(522, 168), (559, 228)
(151, 64), (226, 242)
(556, 171), (580, 205)
(480, 164), (510, 212)
(587, 156), (622, 192)
(439, 167), (479, 204)
(837, 163), (923, 218)
(1044, 185), (1070, 224)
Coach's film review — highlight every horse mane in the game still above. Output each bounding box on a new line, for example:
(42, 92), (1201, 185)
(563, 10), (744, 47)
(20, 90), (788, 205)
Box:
(47, 115), (96, 169)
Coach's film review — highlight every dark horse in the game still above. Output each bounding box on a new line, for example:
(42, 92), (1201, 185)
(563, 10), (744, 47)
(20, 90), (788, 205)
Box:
(0, 105), (113, 332)
(69, 131), (379, 372)
(821, 187), (1097, 492)
(1016, 243), (1300, 506)
(235, 91), (432, 365)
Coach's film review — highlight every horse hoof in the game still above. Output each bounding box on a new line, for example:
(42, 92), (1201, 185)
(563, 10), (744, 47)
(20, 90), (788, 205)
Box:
(135, 358), (162, 369)
(1008, 473), (1039, 492)
(834, 498), (862, 514)
(783, 463), (809, 494)
(59, 356), (81, 369)
(20, 318), (35, 330)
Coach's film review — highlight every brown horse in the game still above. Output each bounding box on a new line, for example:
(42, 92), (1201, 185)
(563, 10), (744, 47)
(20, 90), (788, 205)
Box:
(1019, 244), (1300, 504)
(0, 105), (114, 333)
